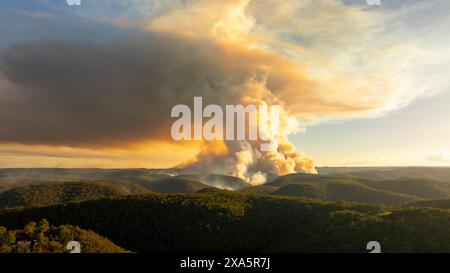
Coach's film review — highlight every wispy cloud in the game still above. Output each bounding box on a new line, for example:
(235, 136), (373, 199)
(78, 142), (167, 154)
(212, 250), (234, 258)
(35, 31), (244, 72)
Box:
(427, 153), (450, 163)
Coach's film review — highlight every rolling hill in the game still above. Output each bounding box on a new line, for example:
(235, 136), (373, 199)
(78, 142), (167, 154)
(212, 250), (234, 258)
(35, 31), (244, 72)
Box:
(0, 181), (149, 209)
(318, 167), (450, 183)
(106, 172), (251, 192)
(0, 168), (176, 186)
(136, 178), (210, 193)
(175, 174), (251, 190)
(405, 199), (450, 209)
(271, 180), (419, 206)
(196, 187), (231, 193)
(0, 169), (250, 193)
(266, 174), (420, 206)
(358, 179), (450, 199)
(241, 185), (279, 195)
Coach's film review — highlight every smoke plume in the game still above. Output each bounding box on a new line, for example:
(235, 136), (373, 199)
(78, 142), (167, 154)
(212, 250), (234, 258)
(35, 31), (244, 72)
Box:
(1, 0), (444, 181)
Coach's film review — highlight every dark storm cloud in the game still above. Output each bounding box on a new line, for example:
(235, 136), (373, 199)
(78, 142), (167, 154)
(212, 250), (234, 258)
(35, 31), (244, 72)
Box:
(0, 32), (262, 147)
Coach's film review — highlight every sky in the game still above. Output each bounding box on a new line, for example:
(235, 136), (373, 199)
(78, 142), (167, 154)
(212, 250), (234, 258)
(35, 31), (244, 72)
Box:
(0, 0), (450, 173)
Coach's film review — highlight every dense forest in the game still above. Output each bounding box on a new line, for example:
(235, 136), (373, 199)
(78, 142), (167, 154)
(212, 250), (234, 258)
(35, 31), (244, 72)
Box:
(1, 167), (450, 253)
(1, 192), (450, 252)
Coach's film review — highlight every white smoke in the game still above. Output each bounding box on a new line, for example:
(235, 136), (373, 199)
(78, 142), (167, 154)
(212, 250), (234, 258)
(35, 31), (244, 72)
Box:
(180, 85), (316, 185)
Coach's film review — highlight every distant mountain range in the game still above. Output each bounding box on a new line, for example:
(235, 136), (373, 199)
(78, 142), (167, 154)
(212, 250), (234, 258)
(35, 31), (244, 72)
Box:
(1, 167), (450, 207)
(317, 166), (450, 183)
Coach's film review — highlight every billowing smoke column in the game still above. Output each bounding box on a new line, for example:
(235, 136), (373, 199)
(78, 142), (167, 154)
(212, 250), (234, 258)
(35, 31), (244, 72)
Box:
(184, 138), (316, 185)
(178, 92), (316, 185)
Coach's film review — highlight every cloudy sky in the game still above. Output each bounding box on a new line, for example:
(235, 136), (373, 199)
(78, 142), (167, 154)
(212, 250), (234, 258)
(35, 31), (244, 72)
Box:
(0, 0), (450, 169)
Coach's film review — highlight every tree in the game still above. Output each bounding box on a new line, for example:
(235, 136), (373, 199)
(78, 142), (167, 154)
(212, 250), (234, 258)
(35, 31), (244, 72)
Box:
(37, 219), (50, 234)
(23, 222), (37, 238)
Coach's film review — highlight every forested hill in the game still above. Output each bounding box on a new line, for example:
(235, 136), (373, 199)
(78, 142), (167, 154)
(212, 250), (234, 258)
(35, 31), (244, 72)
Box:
(0, 181), (148, 209)
(2, 192), (450, 253)
(247, 173), (450, 206)
(0, 219), (128, 253)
